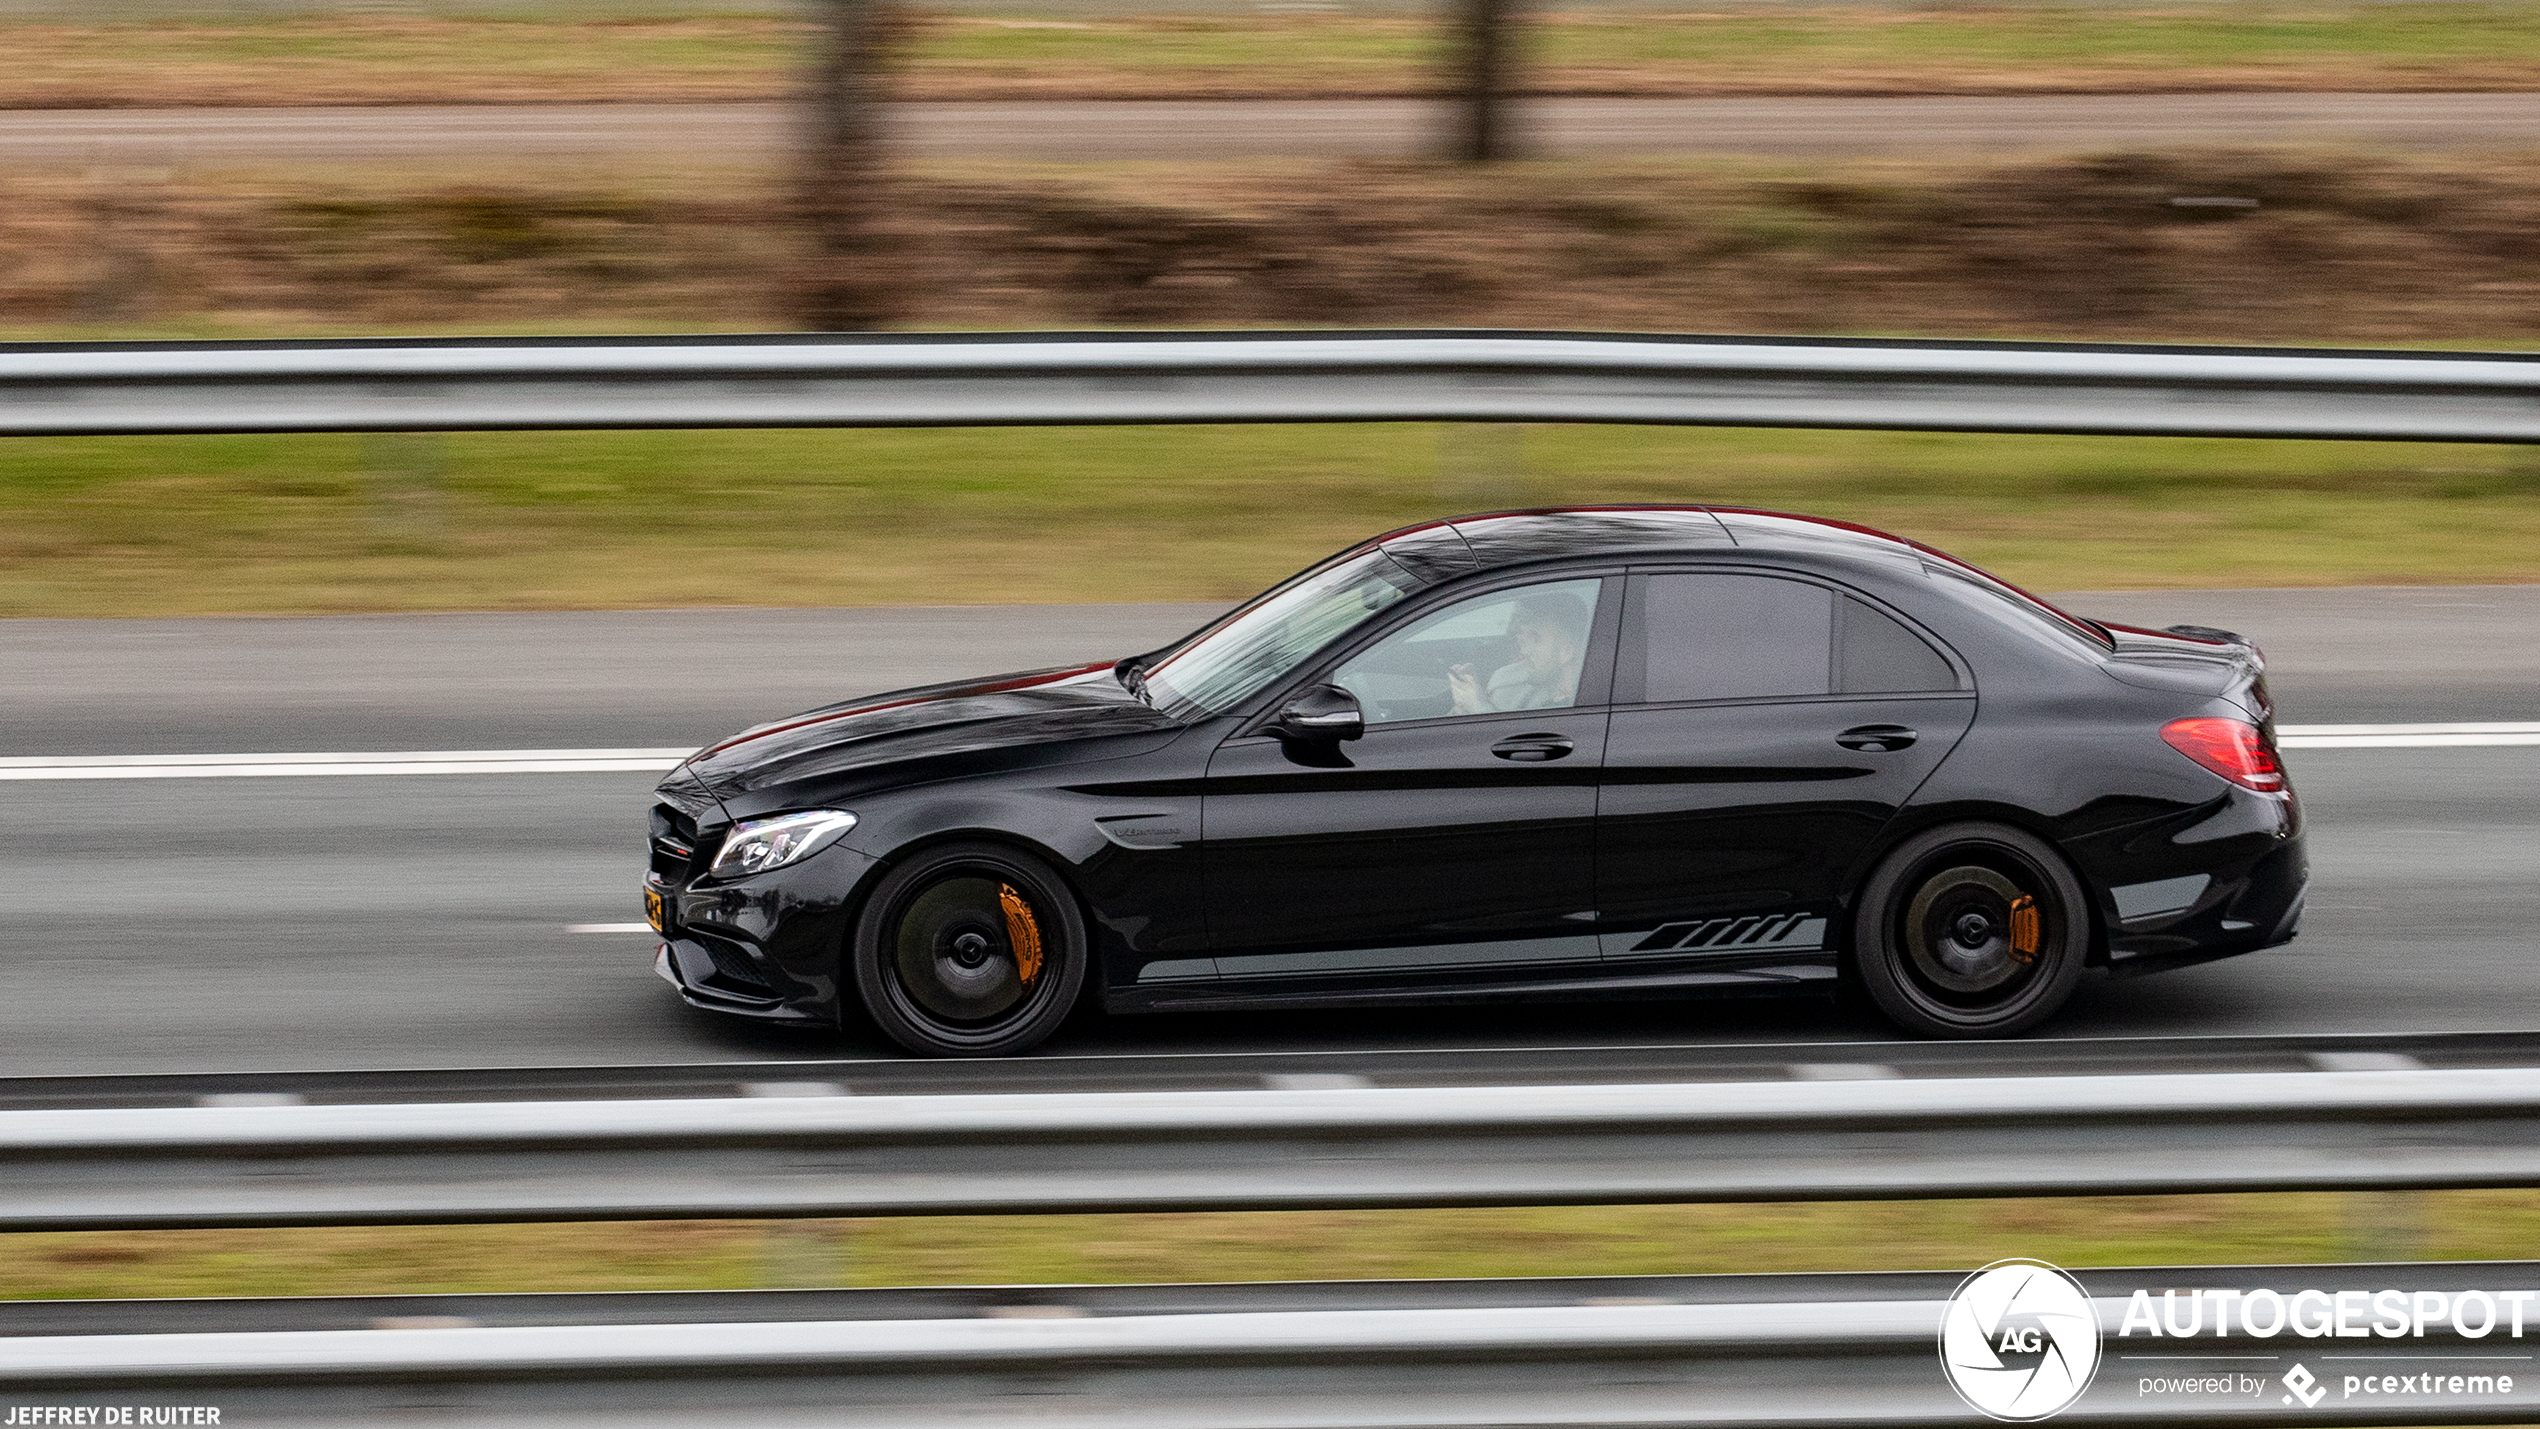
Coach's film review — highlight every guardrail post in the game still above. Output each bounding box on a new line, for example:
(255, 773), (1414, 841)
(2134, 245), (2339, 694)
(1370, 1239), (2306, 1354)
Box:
(74, 170), (169, 323)
(2344, 1190), (2429, 1262)
(1438, 422), (1524, 507)
(360, 431), (446, 541)
(761, 1218), (851, 1289)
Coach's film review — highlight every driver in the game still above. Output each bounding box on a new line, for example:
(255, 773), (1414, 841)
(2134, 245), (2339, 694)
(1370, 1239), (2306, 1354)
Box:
(1447, 588), (1591, 715)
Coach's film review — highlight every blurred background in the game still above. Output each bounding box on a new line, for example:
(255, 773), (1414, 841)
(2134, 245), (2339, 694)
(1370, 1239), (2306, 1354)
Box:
(6, 0), (2540, 1307)
(1, 0), (2538, 613)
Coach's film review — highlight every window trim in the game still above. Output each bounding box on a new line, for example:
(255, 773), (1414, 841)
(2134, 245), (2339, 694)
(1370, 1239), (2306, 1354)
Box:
(1237, 567), (1628, 738)
(1143, 544), (1427, 719)
(1614, 563), (1971, 710)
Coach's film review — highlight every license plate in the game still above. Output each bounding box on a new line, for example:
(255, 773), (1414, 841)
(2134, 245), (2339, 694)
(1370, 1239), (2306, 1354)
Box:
(643, 886), (668, 935)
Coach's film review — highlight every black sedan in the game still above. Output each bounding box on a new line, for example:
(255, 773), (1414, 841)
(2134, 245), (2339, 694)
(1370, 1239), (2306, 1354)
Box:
(647, 507), (2306, 1056)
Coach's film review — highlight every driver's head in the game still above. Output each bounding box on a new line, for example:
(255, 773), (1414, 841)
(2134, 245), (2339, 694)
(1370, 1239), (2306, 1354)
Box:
(1509, 590), (1590, 681)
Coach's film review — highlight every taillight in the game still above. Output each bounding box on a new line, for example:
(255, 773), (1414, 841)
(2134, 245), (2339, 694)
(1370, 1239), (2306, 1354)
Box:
(2161, 717), (2287, 793)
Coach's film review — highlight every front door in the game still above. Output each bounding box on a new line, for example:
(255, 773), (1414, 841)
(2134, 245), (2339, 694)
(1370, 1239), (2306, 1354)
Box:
(1596, 568), (1976, 967)
(1199, 576), (1618, 993)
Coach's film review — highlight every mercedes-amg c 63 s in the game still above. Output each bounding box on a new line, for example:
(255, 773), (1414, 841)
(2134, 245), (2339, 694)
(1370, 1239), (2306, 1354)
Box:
(647, 507), (2306, 1056)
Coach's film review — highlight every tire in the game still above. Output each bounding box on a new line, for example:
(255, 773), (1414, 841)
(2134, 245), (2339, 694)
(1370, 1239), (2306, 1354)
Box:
(850, 841), (1088, 1057)
(1852, 821), (2090, 1038)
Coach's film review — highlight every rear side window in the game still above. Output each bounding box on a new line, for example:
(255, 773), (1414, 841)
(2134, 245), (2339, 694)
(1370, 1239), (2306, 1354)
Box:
(1640, 573), (1832, 702)
(1835, 595), (1958, 693)
(1631, 572), (1956, 704)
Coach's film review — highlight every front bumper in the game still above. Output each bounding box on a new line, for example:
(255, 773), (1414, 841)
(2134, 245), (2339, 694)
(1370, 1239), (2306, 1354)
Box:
(654, 940), (830, 1024)
(644, 839), (880, 1027)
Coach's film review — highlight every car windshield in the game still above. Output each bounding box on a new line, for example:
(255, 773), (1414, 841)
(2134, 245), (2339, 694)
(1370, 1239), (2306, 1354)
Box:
(1144, 547), (1423, 716)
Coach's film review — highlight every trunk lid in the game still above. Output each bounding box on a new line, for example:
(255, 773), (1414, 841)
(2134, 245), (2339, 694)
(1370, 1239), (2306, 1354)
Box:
(2092, 621), (2272, 721)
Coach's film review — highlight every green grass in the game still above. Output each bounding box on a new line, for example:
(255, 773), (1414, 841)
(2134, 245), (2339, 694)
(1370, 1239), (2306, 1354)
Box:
(20, 6), (2540, 108)
(0, 15), (798, 107)
(1526, 4), (2540, 74)
(0, 1192), (2530, 1299)
(3, 422), (2535, 617)
(924, 5), (2540, 90)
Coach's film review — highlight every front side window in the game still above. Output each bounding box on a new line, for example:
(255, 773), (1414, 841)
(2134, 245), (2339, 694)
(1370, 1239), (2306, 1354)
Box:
(1144, 548), (1422, 716)
(1333, 578), (1603, 725)
(1632, 572), (1957, 704)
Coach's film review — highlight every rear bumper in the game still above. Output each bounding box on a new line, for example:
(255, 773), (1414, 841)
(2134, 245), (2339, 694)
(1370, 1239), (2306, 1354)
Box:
(2102, 833), (2308, 981)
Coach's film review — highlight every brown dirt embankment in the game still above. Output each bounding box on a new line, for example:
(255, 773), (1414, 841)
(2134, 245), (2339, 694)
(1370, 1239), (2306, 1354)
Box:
(8, 152), (2540, 346)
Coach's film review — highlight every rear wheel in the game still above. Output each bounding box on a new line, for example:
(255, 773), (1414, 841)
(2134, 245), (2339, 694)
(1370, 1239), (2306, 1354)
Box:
(1853, 821), (2089, 1038)
(851, 842), (1086, 1057)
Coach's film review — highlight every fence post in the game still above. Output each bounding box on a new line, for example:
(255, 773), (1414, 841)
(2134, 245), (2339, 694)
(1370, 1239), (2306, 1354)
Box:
(1446, 0), (1520, 162)
(795, 0), (900, 330)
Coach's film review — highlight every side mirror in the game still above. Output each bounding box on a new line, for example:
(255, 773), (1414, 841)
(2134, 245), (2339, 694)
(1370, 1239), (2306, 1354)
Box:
(1271, 684), (1364, 743)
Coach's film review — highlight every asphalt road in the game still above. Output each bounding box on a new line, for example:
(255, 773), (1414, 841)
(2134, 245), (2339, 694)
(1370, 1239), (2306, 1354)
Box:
(1, 586), (2533, 1076)
(15, 93), (2540, 166)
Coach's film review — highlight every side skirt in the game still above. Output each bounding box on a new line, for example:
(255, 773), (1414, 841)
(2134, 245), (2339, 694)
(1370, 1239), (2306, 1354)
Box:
(1105, 954), (1837, 1016)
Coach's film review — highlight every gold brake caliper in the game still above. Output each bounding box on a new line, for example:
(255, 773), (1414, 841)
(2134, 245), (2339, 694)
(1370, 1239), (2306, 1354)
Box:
(2007, 894), (2041, 963)
(999, 884), (1044, 985)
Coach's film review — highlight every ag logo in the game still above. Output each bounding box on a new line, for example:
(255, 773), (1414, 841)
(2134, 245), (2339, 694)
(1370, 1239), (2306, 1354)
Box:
(1939, 1259), (2102, 1421)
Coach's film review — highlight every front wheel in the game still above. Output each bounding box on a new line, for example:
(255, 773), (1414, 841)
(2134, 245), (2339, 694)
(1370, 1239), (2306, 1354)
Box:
(1852, 821), (2089, 1038)
(850, 842), (1087, 1057)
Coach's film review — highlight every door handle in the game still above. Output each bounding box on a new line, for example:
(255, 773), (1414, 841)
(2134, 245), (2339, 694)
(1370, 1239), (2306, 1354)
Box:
(1836, 724), (1918, 752)
(1491, 734), (1575, 762)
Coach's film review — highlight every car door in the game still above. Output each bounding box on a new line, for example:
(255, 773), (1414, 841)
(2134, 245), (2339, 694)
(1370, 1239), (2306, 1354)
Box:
(1199, 574), (1620, 991)
(1596, 567), (1976, 967)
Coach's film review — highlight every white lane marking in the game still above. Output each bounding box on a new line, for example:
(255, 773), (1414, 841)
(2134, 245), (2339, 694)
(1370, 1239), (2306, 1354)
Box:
(0, 748), (694, 781)
(743, 1081), (851, 1098)
(2307, 1050), (2426, 1072)
(2280, 722), (2540, 749)
(1787, 1063), (1902, 1081)
(567, 923), (657, 935)
(1262, 1073), (1374, 1091)
(0, 724), (2529, 781)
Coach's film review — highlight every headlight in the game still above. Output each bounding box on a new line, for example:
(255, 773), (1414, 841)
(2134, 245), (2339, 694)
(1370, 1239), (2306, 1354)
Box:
(709, 810), (858, 879)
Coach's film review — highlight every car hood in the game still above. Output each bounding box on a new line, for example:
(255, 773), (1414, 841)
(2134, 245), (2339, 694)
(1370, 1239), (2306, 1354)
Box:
(2093, 621), (2270, 716)
(664, 660), (1184, 810)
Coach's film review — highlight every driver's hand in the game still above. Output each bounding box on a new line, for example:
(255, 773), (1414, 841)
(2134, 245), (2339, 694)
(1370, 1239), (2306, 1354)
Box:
(1446, 662), (1486, 714)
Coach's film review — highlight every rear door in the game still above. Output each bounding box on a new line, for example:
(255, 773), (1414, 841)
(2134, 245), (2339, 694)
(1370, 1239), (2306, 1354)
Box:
(1596, 568), (1975, 967)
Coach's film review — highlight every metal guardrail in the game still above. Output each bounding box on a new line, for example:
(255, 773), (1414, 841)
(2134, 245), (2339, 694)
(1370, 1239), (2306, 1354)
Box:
(7, 1065), (2540, 1230)
(9, 1071), (2540, 1424)
(6, 330), (2540, 439)
(0, 1026), (2523, 1113)
(6, 1265), (2539, 1426)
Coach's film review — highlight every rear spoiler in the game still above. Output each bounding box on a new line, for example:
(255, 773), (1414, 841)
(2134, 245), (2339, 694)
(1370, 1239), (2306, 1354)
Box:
(2160, 623), (2246, 645)
(2091, 621), (2270, 718)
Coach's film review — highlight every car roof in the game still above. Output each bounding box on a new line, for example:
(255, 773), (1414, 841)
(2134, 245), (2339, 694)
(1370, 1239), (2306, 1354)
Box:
(1371, 505), (1930, 572)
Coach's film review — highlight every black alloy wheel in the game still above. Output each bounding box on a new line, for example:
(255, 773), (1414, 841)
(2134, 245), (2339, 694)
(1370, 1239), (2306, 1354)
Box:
(851, 842), (1087, 1057)
(1852, 821), (2089, 1038)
